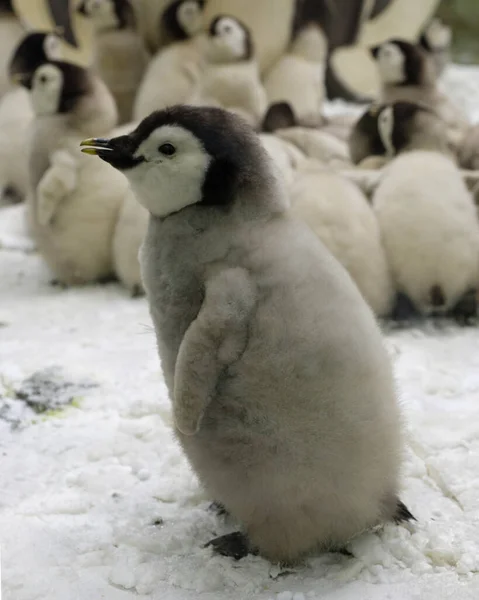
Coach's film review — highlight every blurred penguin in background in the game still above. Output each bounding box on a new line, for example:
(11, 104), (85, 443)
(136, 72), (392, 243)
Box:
(134, 0), (207, 121)
(78, 0), (149, 123)
(0, 0), (25, 98)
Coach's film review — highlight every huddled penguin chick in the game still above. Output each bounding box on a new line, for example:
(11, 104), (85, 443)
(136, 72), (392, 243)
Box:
(1, 32), (65, 205)
(20, 60), (127, 285)
(263, 23), (327, 128)
(371, 104), (479, 322)
(189, 15), (267, 129)
(370, 39), (469, 152)
(349, 101), (452, 166)
(258, 132), (306, 186)
(133, 0), (207, 121)
(419, 17), (452, 79)
(78, 0), (149, 124)
(0, 0), (24, 98)
(81, 105), (412, 564)
(289, 163), (394, 317)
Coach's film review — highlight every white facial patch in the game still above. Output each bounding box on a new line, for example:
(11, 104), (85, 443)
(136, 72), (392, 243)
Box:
(125, 125), (211, 218)
(377, 107), (395, 157)
(43, 33), (64, 61)
(177, 1), (203, 37)
(30, 64), (63, 116)
(82, 0), (119, 30)
(376, 43), (405, 85)
(211, 16), (247, 61)
(426, 19), (452, 50)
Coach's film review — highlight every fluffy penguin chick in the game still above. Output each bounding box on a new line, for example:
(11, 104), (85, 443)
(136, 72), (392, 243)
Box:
(22, 60), (127, 285)
(370, 39), (469, 152)
(263, 23), (327, 128)
(349, 101), (452, 166)
(189, 15), (267, 129)
(78, 0), (149, 124)
(372, 106), (479, 320)
(81, 105), (412, 564)
(258, 132), (306, 186)
(289, 165), (394, 317)
(0, 1), (24, 98)
(133, 0), (207, 121)
(419, 17), (452, 79)
(1, 32), (66, 204)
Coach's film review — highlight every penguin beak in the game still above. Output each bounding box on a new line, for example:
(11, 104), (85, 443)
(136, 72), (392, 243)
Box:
(80, 136), (144, 170)
(80, 138), (114, 156)
(10, 72), (29, 85)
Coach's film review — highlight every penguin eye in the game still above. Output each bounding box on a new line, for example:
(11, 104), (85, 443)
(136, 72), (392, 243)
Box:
(158, 143), (176, 156)
(39, 74), (48, 84)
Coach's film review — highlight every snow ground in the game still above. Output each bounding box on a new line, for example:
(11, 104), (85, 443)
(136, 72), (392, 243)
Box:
(2, 65), (479, 600)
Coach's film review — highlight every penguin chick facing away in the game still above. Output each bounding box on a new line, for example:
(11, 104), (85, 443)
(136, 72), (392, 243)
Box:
(189, 15), (268, 130)
(349, 101), (452, 166)
(133, 0), (207, 121)
(371, 104), (479, 323)
(263, 23), (327, 129)
(20, 60), (127, 286)
(419, 17), (452, 79)
(370, 39), (469, 153)
(78, 0), (149, 124)
(289, 164), (394, 318)
(81, 105), (413, 564)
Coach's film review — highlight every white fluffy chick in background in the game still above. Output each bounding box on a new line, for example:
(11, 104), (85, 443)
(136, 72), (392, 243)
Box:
(263, 23), (327, 129)
(20, 59), (128, 286)
(133, 0), (207, 121)
(78, 0), (149, 124)
(189, 15), (267, 129)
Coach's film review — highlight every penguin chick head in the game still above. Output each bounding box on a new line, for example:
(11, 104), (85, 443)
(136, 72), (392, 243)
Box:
(9, 31), (64, 86)
(24, 61), (91, 117)
(376, 101), (438, 156)
(78, 0), (134, 31)
(162, 0), (205, 40)
(207, 15), (253, 63)
(370, 39), (427, 86)
(420, 18), (452, 52)
(81, 105), (277, 218)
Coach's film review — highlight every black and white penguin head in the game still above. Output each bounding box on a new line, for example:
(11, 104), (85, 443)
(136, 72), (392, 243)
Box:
(9, 31), (64, 85)
(420, 18), (452, 52)
(207, 15), (253, 63)
(162, 0), (205, 40)
(81, 106), (269, 218)
(375, 101), (436, 156)
(22, 61), (91, 117)
(371, 39), (426, 86)
(78, 0), (134, 31)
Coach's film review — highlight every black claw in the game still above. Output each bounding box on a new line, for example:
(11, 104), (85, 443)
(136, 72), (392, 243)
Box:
(390, 292), (422, 323)
(394, 500), (416, 524)
(204, 532), (253, 560)
(448, 289), (478, 326)
(208, 501), (229, 517)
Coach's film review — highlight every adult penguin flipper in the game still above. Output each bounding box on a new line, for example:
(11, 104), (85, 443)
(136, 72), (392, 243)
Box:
(173, 268), (257, 436)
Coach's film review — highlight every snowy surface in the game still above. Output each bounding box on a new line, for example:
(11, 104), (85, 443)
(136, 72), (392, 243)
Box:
(2, 65), (479, 600)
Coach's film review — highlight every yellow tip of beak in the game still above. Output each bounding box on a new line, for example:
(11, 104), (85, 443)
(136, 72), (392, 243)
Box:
(11, 73), (25, 84)
(81, 147), (99, 155)
(80, 138), (96, 146)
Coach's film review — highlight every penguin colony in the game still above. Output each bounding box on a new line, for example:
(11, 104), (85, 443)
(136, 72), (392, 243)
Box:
(1, 0), (479, 564)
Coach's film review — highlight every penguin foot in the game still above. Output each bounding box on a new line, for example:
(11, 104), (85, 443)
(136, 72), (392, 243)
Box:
(449, 289), (478, 326)
(204, 532), (255, 560)
(208, 501), (229, 517)
(393, 499), (416, 524)
(390, 292), (422, 323)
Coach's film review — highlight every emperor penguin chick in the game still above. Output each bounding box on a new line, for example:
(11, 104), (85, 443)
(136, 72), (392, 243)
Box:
(78, 0), (149, 124)
(0, 1), (24, 98)
(81, 105), (412, 564)
(263, 23), (327, 128)
(372, 104), (479, 322)
(419, 17), (452, 79)
(189, 15), (267, 129)
(133, 0), (207, 121)
(349, 101), (452, 167)
(289, 163), (394, 317)
(370, 39), (469, 152)
(22, 60), (127, 285)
